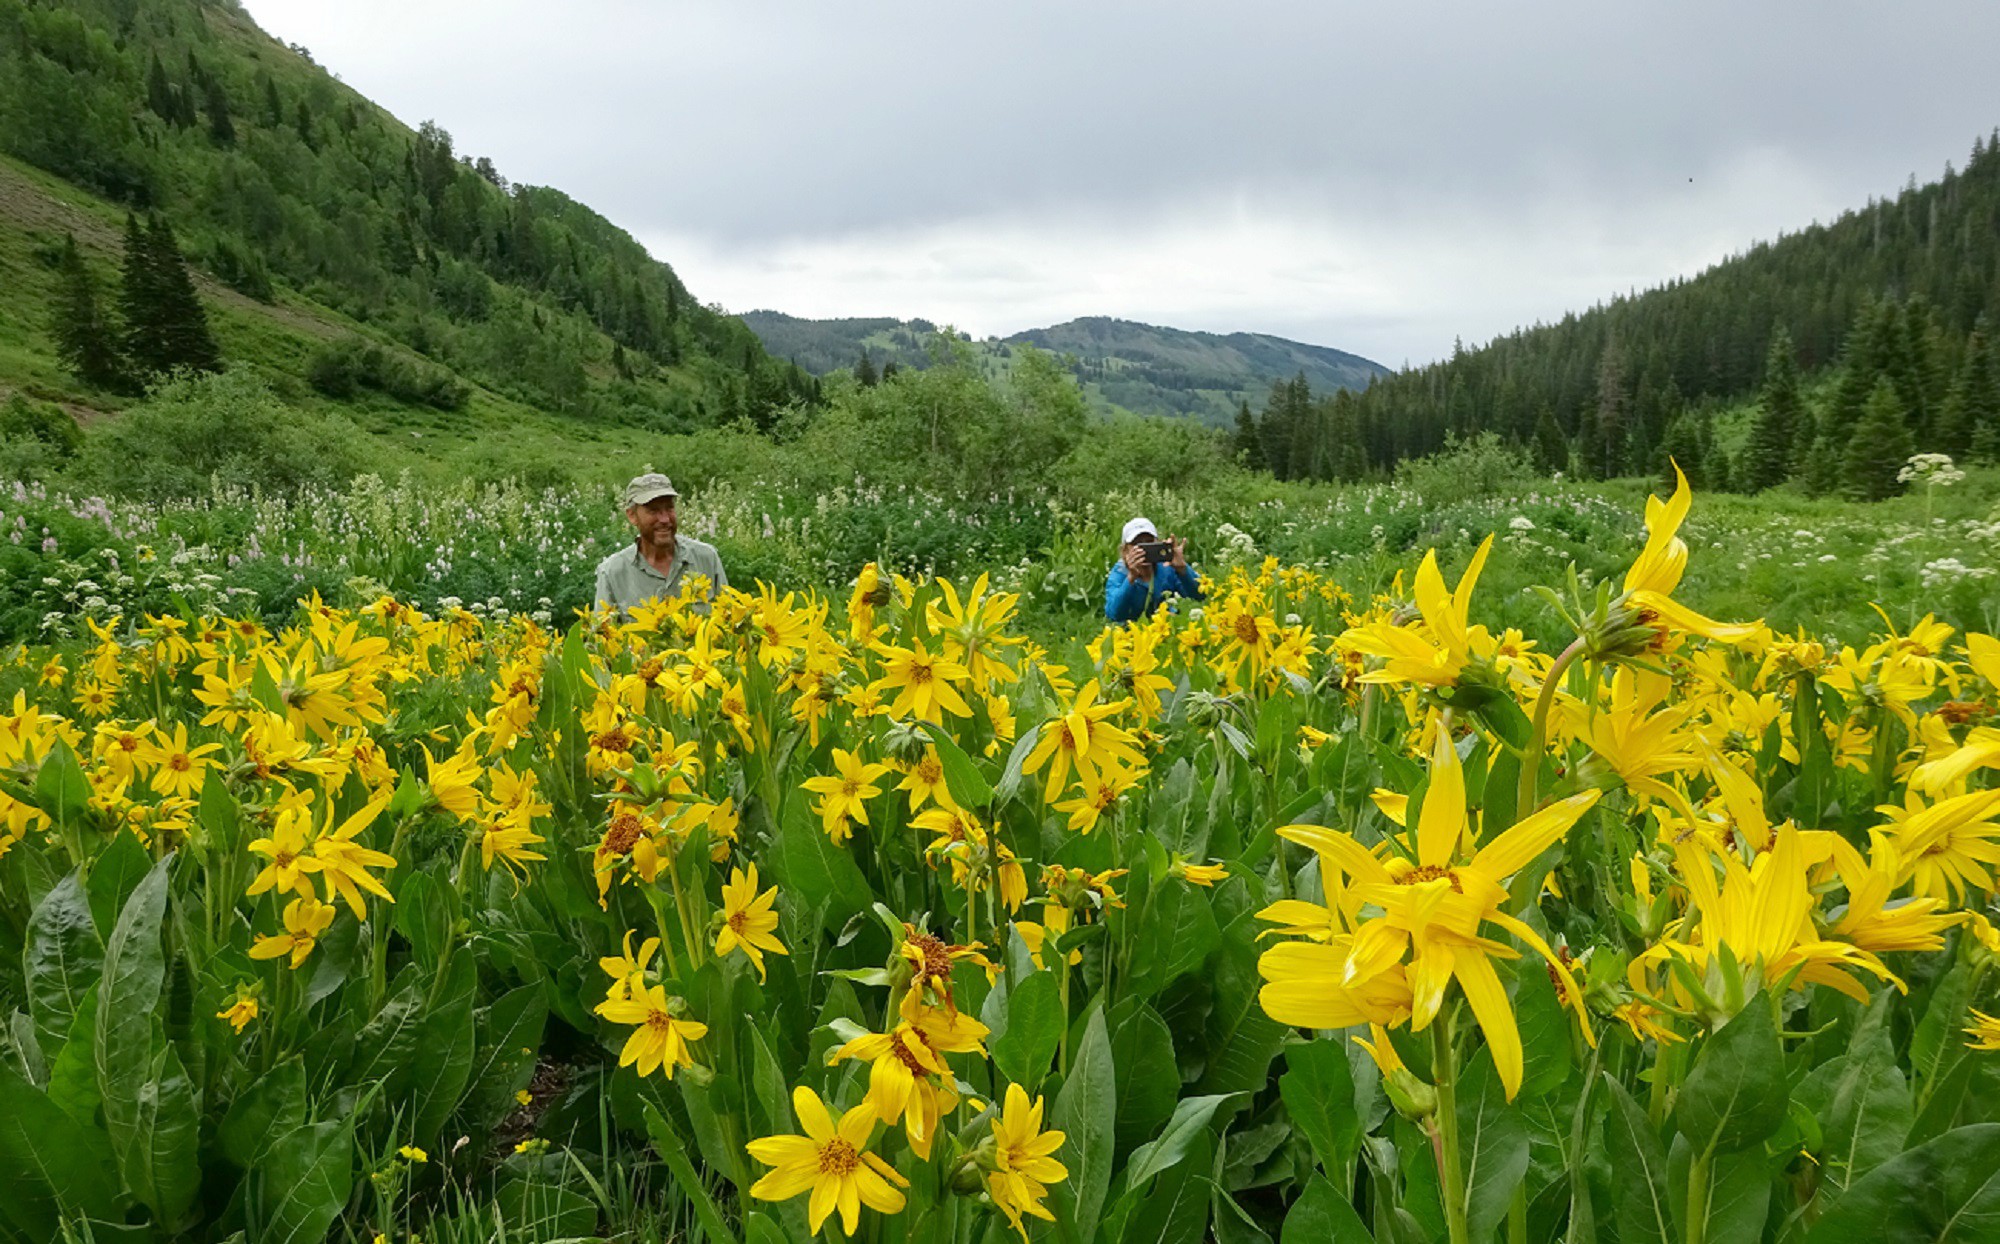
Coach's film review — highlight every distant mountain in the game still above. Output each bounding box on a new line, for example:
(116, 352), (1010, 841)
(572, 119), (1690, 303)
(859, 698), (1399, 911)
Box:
(742, 311), (1388, 426)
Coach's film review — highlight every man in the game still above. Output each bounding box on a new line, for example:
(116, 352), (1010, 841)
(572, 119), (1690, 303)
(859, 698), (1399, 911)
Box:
(594, 473), (729, 615)
(1105, 516), (1201, 623)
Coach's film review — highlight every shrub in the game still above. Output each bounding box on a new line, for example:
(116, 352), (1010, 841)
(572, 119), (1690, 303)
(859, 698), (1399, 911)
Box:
(307, 338), (471, 410)
(1393, 430), (1539, 499)
(0, 393), (84, 458)
(77, 368), (362, 499)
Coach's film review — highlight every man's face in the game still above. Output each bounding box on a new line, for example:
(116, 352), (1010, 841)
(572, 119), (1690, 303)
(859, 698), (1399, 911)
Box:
(627, 495), (677, 544)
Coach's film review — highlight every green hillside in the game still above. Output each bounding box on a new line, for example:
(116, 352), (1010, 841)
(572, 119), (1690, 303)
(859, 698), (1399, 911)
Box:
(742, 310), (1387, 426)
(0, 0), (815, 463)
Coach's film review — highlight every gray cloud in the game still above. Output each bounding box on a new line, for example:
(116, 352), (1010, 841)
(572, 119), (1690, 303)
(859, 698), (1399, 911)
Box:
(246, 0), (2000, 364)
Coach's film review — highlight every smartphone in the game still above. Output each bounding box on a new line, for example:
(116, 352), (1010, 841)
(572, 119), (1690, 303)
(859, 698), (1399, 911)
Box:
(1142, 539), (1175, 565)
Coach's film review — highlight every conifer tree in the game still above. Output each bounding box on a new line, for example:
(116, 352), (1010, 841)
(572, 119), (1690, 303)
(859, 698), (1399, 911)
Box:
(204, 75), (234, 144)
(117, 214), (164, 375)
(50, 234), (125, 389)
(855, 352), (878, 387)
(1842, 378), (1914, 500)
(1659, 415), (1705, 488)
(261, 75), (283, 126)
(1531, 405), (1568, 475)
(1741, 326), (1803, 491)
(121, 214), (221, 379)
(145, 54), (179, 125)
(1230, 398), (1264, 470)
(1937, 326), (1998, 458)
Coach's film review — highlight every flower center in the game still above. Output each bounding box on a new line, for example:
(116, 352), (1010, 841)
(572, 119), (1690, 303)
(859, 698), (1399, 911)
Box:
(1399, 863), (1461, 891)
(1233, 616), (1262, 645)
(818, 1138), (859, 1175)
(909, 660), (934, 686)
(605, 813), (645, 855)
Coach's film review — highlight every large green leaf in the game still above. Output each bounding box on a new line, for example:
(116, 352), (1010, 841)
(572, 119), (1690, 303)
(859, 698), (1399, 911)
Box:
(1805, 998), (1914, 1193)
(248, 1118), (354, 1244)
(84, 828), (150, 939)
(346, 971), (428, 1096)
(459, 985), (547, 1131)
(0, 1062), (120, 1238)
(1124, 1093), (1244, 1191)
(1110, 1003), (1181, 1159)
(991, 969), (1063, 1090)
(1673, 996), (1788, 1155)
(1281, 1172), (1373, 1244)
(93, 854), (199, 1228)
(1053, 1009), (1116, 1236)
(34, 737), (92, 827)
(392, 871), (453, 968)
(1600, 1074), (1673, 1244)
(1282, 1038), (1361, 1175)
(1807, 1123), (2000, 1243)
(409, 955), (479, 1141)
(219, 1057), (308, 1167)
(1118, 1131), (1214, 1244)
(1456, 1053), (1530, 1244)
(919, 720), (995, 808)
(24, 871), (100, 1057)
(769, 782), (872, 929)
(1126, 879), (1220, 998)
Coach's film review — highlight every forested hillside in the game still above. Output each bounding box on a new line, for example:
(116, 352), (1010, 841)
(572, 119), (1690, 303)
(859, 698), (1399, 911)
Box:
(1242, 131), (2000, 497)
(0, 0), (813, 432)
(744, 310), (1386, 425)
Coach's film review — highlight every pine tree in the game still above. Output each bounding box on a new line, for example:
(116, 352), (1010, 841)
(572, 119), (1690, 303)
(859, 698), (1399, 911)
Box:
(1588, 337), (1629, 478)
(204, 75), (234, 144)
(1740, 326), (1803, 491)
(261, 74), (283, 126)
(145, 54), (180, 125)
(611, 342), (632, 381)
(1937, 327), (1998, 458)
(117, 214), (166, 376)
(855, 353), (877, 386)
(1531, 405), (1568, 475)
(1230, 398), (1264, 470)
(121, 215), (221, 379)
(1841, 378), (1915, 500)
(50, 234), (125, 389)
(1659, 415), (1705, 488)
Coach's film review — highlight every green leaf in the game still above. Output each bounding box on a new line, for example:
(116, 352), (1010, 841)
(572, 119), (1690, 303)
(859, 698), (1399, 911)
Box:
(393, 871), (452, 968)
(1806, 1123), (2000, 1243)
(459, 985), (547, 1131)
(1912, 963), (1976, 1108)
(250, 1118), (354, 1244)
(219, 1057), (308, 1167)
(1601, 1073), (1673, 1244)
(1705, 1152), (1773, 1244)
(1281, 1172), (1374, 1244)
(409, 954), (479, 1141)
(1127, 878), (1221, 998)
(1511, 964), (1573, 1100)
(1456, 1052), (1530, 1244)
(1110, 1003), (1181, 1159)
(0, 1062), (120, 1237)
(1282, 1038), (1361, 1175)
(44, 989), (101, 1124)
(1214, 1186), (1276, 1244)
(919, 720), (995, 808)
(85, 828), (150, 937)
(34, 737), (91, 826)
(1125, 1093), (1244, 1191)
(94, 854), (199, 1227)
(25, 871), (100, 1057)
(644, 1104), (742, 1244)
(769, 781), (872, 929)
(1053, 1009), (1116, 1234)
(1120, 1130), (1215, 1244)
(198, 769), (245, 854)
(1813, 999), (1915, 1193)
(1673, 996), (1788, 1155)
(493, 1178), (597, 1238)
(991, 969), (1062, 1090)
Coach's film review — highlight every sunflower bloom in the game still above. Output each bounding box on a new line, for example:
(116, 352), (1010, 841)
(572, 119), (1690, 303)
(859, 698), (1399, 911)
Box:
(748, 1086), (909, 1236)
(715, 863), (788, 981)
(597, 982), (707, 1079)
(832, 995), (989, 1158)
(985, 1083), (1069, 1237)
(249, 896), (337, 969)
(869, 639), (974, 723)
(802, 748), (893, 844)
(148, 722), (220, 801)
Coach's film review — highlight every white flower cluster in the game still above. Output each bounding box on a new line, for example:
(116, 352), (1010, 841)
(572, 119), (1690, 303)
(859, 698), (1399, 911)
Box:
(1898, 453), (1965, 487)
(1213, 523), (1260, 566)
(1919, 557), (1997, 589)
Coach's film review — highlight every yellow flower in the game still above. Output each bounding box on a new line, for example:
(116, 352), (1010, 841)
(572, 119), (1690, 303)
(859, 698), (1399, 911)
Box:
(479, 813), (548, 883)
(597, 982), (706, 1079)
(597, 930), (661, 1010)
(247, 808), (325, 902)
(1021, 678), (1143, 805)
(216, 987), (259, 1033)
(148, 721), (220, 801)
(1968, 1009), (2000, 1052)
(802, 748), (893, 844)
(1344, 538), (1494, 689)
(715, 863), (788, 981)
(985, 1083), (1068, 1237)
(1879, 788), (2000, 902)
(1274, 729), (1601, 1099)
(896, 747), (954, 813)
(398, 1145), (429, 1163)
(309, 793), (398, 919)
(832, 995), (989, 1158)
(422, 743), (483, 821)
(515, 1089), (533, 1106)
(1051, 762), (1142, 833)
(1170, 858), (1228, 887)
(868, 638), (974, 723)
(748, 1086), (909, 1236)
(1617, 465), (1758, 645)
(249, 896), (337, 969)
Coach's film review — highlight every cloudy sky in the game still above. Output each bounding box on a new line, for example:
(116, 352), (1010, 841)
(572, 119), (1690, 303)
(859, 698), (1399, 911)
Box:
(243, 1), (1999, 368)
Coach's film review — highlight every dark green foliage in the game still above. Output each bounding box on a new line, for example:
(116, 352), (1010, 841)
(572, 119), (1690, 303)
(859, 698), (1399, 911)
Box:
(79, 370), (359, 498)
(307, 338), (468, 409)
(117, 214), (220, 379)
(201, 70), (232, 143)
(1842, 378), (1914, 500)
(1741, 326), (1804, 491)
(1230, 398), (1263, 469)
(1531, 405), (1568, 475)
(49, 233), (126, 389)
(1938, 326), (1999, 459)
(0, 393), (82, 456)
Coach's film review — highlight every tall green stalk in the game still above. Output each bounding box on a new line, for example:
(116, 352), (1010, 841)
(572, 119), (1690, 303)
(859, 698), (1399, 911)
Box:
(1431, 1010), (1471, 1244)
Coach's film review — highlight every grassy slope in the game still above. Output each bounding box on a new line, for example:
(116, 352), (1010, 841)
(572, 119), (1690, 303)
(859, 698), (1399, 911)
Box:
(0, 152), (685, 487)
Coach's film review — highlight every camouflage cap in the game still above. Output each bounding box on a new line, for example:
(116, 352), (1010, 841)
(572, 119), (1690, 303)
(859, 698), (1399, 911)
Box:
(621, 473), (678, 508)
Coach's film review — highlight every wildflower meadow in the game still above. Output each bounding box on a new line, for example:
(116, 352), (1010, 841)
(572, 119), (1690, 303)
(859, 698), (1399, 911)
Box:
(3, 468), (2000, 1242)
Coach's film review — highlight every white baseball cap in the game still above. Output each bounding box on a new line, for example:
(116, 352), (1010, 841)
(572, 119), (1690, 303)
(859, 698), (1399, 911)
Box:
(1121, 517), (1157, 545)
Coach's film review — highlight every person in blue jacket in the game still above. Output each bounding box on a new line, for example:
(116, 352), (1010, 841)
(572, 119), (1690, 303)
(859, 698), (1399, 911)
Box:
(1105, 516), (1203, 623)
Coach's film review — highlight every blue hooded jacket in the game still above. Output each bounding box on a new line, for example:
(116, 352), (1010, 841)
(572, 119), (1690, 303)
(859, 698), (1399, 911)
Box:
(1104, 560), (1203, 623)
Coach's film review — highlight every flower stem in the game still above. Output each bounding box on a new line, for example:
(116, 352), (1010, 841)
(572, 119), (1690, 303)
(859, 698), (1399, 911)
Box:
(1432, 1011), (1471, 1244)
(1685, 1143), (1715, 1244)
(1518, 637), (1587, 817)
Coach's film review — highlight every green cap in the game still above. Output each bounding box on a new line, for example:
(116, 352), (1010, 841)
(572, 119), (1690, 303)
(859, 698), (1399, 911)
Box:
(621, 473), (677, 508)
